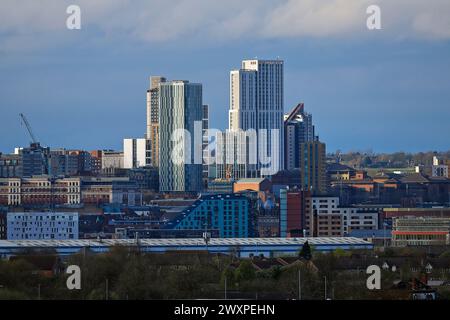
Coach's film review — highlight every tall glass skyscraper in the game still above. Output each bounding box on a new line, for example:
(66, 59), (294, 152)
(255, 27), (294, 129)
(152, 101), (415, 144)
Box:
(159, 80), (203, 192)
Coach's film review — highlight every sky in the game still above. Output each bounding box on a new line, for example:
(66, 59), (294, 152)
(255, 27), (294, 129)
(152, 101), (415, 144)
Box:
(0, 0), (449, 154)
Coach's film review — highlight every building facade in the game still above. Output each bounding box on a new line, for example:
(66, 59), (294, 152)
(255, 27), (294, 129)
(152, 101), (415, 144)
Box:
(146, 76), (166, 167)
(89, 150), (103, 175)
(284, 103), (317, 170)
(202, 104), (210, 190)
(0, 177), (81, 207)
(279, 193), (379, 238)
(48, 149), (92, 176)
(280, 189), (310, 237)
(225, 59), (284, 179)
(0, 153), (22, 178)
(21, 143), (50, 177)
(80, 177), (142, 206)
(163, 194), (250, 238)
(392, 216), (450, 246)
(159, 80), (203, 192)
(300, 141), (327, 195)
(101, 151), (124, 169)
(123, 138), (148, 169)
(7, 212), (79, 240)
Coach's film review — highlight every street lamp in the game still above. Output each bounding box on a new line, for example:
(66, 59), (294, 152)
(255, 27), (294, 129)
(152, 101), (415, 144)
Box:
(203, 220), (211, 253)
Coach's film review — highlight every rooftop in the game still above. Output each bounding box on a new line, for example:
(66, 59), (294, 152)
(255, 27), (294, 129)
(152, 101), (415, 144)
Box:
(235, 178), (269, 184)
(0, 237), (371, 249)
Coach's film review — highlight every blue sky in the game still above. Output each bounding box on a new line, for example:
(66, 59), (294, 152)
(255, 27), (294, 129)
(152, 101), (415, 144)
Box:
(0, 0), (449, 153)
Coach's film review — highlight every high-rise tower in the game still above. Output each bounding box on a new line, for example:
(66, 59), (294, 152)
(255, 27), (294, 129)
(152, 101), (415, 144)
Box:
(159, 80), (203, 192)
(221, 59), (284, 179)
(146, 76), (166, 167)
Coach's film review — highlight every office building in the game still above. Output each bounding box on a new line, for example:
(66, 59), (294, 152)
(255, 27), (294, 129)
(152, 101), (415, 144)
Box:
(159, 80), (203, 192)
(146, 76), (166, 167)
(300, 141), (327, 195)
(7, 212), (79, 240)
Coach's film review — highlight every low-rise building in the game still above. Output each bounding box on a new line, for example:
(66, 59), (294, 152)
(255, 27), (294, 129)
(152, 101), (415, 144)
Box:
(233, 178), (272, 193)
(207, 179), (234, 194)
(341, 207), (379, 236)
(0, 176), (81, 207)
(101, 150), (124, 169)
(280, 193), (379, 238)
(7, 211), (79, 240)
(81, 177), (142, 206)
(391, 216), (450, 246)
(0, 153), (22, 177)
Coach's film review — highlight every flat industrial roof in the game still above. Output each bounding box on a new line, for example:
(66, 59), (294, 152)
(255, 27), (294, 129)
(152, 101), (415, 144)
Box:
(0, 237), (371, 248)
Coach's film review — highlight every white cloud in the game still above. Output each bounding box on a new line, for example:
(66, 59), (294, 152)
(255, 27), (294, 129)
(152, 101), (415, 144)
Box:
(0, 0), (449, 53)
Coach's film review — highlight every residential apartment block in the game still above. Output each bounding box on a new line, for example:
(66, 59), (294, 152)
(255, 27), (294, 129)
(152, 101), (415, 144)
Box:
(280, 192), (379, 238)
(163, 194), (250, 238)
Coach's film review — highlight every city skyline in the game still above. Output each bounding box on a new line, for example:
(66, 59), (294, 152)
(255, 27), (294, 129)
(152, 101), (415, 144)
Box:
(1, 1), (450, 305)
(1, 1), (450, 154)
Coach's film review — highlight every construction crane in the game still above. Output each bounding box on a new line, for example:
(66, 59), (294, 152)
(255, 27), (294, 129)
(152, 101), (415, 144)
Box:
(19, 113), (38, 144)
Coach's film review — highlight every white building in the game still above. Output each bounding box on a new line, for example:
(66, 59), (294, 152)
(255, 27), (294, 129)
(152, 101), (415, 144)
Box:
(306, 196), (379, 237)
(123, 138), (148, 169)
(101, 151), (124, 169)
(340, 207), (379, 236)
(7, 212), (79, 240)
(221, 59), (284, 179)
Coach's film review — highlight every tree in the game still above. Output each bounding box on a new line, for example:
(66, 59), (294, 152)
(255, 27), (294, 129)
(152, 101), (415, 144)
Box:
(234, 260), (256, 284)
(299, 241), (312, 260)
